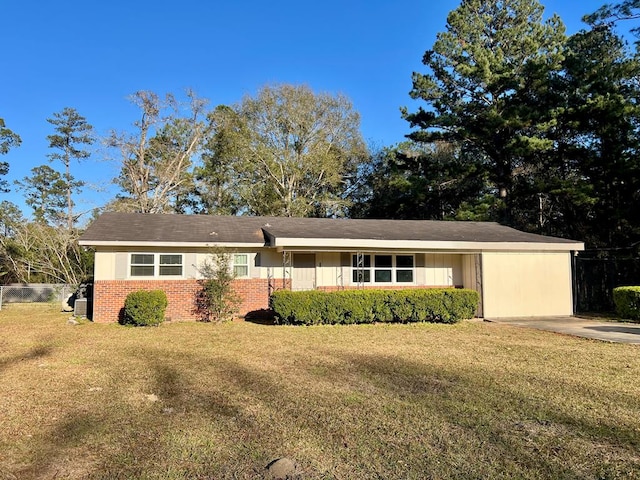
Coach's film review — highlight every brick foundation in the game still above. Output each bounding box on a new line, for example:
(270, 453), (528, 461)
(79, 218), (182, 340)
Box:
(91, 278), (283, 323)
(90, 280), (452, 323)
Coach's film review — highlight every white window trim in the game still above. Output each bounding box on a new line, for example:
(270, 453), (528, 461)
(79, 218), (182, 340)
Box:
(232, 253), (251, 278)
(351, 253), (416, 285)
(129, 253), (185, 279)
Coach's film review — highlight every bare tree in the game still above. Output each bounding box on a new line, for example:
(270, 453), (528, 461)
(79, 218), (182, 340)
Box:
(110, 90), (211, 213)
(1, 222), (90, 285)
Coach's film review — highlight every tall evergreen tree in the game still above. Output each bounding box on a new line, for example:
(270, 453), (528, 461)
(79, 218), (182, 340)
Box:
(552, 25), (640, 247)
(584, 0), (640, 39)
(185, 106), (243, 215)
(46, 107), (94, 229)
(352, 142), (489, 220)
(403, 0), (566, 224)
(15, 165), (81, 225)
(0, 118), (21, 193)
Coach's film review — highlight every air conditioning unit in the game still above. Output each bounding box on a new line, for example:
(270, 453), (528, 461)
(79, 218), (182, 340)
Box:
(74, 298), (88, 317)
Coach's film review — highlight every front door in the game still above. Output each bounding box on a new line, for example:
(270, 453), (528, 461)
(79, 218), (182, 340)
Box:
(292, 254), (316, 291)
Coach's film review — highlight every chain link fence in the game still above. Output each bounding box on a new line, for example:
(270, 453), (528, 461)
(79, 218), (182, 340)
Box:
(0, 284), (74, 310)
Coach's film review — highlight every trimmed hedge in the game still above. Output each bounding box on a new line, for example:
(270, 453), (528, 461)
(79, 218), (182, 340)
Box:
(270, 288), (479, 326)
(122, 290), (168, 326)
(613, 286), (640, 321)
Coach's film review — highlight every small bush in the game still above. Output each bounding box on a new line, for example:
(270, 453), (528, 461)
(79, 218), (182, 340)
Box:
(195, 250), (241, 322)
(613, 286), (640, 321)
(122, 290), (168, 326)
(271, 288), (479, 326)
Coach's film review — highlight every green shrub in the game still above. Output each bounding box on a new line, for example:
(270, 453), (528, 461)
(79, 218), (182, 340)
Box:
(613, 286), (640, 321)
(122, 290), (168, 326)
(195, 250), (241, 322)
(270, 288), (479, 326)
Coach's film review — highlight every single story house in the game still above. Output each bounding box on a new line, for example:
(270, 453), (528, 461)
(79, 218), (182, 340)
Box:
(78, 212), (585, 322)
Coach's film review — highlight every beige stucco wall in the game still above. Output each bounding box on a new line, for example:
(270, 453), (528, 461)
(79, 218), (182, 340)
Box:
(94, 248), (469, 289)
(482, 251), (573, 318)
(93, 248), (261, 281)
(257, 249), (286, 279)
(93, 251), (115, 281)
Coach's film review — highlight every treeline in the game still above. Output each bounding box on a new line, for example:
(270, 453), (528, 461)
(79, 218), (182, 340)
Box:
(1, 0), (639, 285)
(362, 0), (640, 250)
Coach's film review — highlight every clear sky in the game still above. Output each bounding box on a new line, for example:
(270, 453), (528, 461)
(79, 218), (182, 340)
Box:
(1, 0), (612, 218)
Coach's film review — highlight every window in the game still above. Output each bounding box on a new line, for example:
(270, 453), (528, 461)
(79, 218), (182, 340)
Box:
(352, 254), (414, 284)
(130, 253), (183, 277)
(374, 255), (392, 283)
(396, 255), (414, 282)
(131, 254), (154, 276)
(352, 254), (371, 283)
(233, 254), (249, 277)
(159, 255), (182, 276)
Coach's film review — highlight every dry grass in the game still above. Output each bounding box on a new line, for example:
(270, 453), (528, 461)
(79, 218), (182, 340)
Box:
(1, 304), (640, 479)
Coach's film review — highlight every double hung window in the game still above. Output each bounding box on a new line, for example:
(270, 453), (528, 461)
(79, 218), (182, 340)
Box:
(130, 254), (183, 277)
(233, 254), (249, 277)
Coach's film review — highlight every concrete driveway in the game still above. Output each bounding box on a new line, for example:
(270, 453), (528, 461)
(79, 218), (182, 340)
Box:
(486, 316), (640, 344)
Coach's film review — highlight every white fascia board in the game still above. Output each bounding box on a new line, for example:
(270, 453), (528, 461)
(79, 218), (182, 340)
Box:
(271, 237), (584, 252)
(78, 240), (266, 248)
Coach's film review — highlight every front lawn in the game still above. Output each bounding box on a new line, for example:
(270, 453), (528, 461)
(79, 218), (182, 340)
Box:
(1, 304), (639, 479)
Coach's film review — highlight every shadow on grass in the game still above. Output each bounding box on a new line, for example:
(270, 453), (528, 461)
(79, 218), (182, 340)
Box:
(0, 344), (53, 373)
(15, 410), (101, 479)
(243, 309), (277, 325)
(14, 343), (640, 479)
(328, 350), (640, 477)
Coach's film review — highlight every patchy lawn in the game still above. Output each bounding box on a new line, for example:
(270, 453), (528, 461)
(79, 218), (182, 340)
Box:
(1, 304), (639, 479)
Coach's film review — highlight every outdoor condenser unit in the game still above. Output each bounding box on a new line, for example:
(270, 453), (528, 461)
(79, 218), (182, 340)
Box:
(74, 298), (88, 317)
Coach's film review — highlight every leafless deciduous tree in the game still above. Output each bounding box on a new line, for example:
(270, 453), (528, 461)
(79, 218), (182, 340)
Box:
(110, 90), (210, 213)
(1, 222), (90, 285)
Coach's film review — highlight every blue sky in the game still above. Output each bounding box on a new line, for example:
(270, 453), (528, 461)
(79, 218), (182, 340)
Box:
(1, 0), (611, 218)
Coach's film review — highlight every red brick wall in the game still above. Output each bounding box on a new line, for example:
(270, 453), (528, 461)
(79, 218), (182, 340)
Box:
(91, 279), (450, 323)
(91, 278), (280, 323)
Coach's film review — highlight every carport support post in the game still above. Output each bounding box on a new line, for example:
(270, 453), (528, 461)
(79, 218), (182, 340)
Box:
(571, 250), (577, 315)
(0, 286), (3, 310)
(475, 254), (484, 318)
(282, 251), (292, 290)
(267, 267), (274, 297)
(356, 251), (365, 289)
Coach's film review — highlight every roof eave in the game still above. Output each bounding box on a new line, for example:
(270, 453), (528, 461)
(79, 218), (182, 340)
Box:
(271, 237), (585, 252)
(78, 238), (585, 252)
(78, 240), (267, 248)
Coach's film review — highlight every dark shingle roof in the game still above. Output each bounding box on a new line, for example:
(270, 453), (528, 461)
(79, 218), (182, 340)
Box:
(79, 212), (581, 246)
(80, 212), (268, 244)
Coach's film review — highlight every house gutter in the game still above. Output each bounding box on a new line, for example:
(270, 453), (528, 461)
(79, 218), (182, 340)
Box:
(77, 241), (267, 248)
(269, 238), (585, 253)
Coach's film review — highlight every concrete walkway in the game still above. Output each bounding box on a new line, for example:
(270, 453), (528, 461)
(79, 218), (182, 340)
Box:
(485, 316), (640, 344)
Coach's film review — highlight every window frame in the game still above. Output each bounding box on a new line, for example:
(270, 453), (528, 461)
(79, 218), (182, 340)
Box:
(351, 253), (415, 285)
(232, 253), (250, 278)
(130, 253), (155, 277)
(129, 253), (184, 279)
